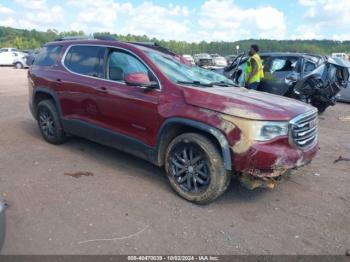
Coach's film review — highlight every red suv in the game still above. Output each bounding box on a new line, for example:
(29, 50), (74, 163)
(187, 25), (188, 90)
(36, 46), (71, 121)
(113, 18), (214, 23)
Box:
(28, 39), (319, 204)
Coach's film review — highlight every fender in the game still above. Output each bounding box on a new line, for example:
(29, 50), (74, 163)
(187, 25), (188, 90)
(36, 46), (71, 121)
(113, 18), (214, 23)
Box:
(32, 87), (63, 117)
(156, 117), (232, 171)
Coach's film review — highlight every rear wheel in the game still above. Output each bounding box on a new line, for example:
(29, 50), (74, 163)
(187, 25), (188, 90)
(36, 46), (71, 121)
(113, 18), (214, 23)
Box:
(37, 100), (67, 144)
(14, 62), (23, 69)
(165, 133), (231, 204)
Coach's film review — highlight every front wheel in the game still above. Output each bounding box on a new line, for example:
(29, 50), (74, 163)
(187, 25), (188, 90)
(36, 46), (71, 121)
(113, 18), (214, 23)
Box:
(311, 101), (329, 114)
(165, 133), (231, 204)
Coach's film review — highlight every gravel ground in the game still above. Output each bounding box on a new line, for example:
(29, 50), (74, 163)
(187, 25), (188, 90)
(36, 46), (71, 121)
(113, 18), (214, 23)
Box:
(0, 67), (349, 255)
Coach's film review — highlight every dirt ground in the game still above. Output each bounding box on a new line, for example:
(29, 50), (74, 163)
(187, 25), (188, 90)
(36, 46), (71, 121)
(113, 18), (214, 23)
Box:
(0, 67), (349, 255)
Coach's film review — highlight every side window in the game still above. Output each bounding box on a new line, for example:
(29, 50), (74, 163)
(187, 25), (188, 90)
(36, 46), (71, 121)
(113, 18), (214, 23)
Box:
(64, 46), (105, 78)
(107, 50), (151, 82)
(303, 60), (316, 73)
(270, 57), (297, 73)
(34, 45), (62, 66)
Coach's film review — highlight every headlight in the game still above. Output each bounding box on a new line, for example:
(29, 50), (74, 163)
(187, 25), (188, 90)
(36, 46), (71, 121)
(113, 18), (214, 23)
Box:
(222, 115), (289, 142)
(252, 121), (289, 141)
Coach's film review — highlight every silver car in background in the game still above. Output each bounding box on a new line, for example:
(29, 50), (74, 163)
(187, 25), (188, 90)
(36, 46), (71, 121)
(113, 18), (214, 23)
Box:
(212, 56), (228, 68)
(182, 54), (195, 65)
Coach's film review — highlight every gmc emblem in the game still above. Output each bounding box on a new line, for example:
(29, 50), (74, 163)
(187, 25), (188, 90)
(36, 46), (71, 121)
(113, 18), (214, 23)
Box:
(309, 119), (317, 128)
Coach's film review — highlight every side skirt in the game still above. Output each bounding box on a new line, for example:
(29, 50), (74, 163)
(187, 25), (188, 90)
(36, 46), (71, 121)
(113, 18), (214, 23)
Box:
(61, 118), (159, 165)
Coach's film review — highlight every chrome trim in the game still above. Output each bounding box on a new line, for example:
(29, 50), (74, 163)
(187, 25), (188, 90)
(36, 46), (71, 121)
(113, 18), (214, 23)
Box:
(60, 44), (162, 91)
(289, 109), (318, 150)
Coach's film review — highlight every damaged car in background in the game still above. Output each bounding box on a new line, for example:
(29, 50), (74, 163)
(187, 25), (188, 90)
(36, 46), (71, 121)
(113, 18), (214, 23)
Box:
(219, 52), (350, 113)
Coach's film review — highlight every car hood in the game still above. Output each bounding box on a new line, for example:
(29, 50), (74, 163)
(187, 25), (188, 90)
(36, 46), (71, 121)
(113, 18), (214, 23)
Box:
(326, 56), (350, 68)
(182, 86), (315, 121)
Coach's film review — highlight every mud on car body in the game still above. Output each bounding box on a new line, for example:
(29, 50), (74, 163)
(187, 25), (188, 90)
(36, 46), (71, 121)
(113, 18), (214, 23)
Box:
(28, 38), (319, 204)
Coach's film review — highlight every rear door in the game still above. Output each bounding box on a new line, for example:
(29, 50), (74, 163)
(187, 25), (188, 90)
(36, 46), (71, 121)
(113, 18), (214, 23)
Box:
(60, 45), (106, 124)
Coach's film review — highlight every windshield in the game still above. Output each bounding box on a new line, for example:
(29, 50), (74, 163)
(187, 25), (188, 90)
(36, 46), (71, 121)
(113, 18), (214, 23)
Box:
(146, 50), (234, 86)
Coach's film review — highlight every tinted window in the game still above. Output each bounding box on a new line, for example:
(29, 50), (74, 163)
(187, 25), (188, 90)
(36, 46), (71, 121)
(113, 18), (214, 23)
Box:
(108, 50), (150, 81)
(34, 45), (62, 66)
(0, 48), (8, 53)
(64, 46), (105, 77)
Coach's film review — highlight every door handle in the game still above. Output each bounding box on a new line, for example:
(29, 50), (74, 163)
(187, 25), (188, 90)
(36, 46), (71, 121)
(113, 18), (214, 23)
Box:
(97, 87), (108, 94)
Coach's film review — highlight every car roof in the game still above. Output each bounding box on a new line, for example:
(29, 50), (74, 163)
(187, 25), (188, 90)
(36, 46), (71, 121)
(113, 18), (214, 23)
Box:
(260, 52), (322, 59)
(260, 52), (325, 64)
(45, 39), (177, 57)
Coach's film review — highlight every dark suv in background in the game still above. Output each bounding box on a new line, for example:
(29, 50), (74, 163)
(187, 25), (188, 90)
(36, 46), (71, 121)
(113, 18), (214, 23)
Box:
(221, 52), (349, 113)
(28, 38), (319, 204)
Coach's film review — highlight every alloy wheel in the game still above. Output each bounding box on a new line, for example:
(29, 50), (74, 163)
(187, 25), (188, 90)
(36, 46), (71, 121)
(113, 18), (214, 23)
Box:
(169, 145), (210, 193)
(38, 108), (56, 138)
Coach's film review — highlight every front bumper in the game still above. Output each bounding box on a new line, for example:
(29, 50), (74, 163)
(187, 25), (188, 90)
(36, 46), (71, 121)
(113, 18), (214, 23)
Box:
(233, 137), (319, 178)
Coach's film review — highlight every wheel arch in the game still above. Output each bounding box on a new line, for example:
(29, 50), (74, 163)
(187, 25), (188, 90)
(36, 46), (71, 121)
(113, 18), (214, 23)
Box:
(33, 88), (62, 118)
(156, 118), (232, 171)
(14, 61), (24, 68)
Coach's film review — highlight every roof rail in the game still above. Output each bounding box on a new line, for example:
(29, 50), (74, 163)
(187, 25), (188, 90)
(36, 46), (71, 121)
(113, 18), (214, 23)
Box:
(54, 35), (118, 42)
(128, 41), (176, 56)
(54, 36), (90, 41)
(93, 35), (118, 41)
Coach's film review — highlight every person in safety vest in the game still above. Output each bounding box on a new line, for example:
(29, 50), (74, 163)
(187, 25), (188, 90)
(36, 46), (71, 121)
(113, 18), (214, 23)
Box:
(245, 44), (264, 90)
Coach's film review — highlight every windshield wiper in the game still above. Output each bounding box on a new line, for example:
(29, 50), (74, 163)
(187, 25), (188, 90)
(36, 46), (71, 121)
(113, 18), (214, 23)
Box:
(177, 80), (213, 87)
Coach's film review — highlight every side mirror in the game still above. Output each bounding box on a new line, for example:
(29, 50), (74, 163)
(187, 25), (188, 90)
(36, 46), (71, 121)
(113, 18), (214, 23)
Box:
(124, 73), (158, 89)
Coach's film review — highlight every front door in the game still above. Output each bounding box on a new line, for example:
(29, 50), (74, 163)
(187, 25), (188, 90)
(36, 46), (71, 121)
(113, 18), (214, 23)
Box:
(92, 48), (161, 146)
(261, 56), (299, 95)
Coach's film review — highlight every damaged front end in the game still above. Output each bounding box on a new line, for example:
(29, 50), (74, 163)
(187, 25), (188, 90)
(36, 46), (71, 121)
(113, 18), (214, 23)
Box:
(292, 57), (350, 113)
(223, 109), (319, 190)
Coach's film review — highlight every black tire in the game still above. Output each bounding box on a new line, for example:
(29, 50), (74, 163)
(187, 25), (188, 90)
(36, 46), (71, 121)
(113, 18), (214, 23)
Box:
(36, 100), (67, 144)
(311, 101), (329, 114)
(165, 133), (231, 204)
(14, 62), (23, 69)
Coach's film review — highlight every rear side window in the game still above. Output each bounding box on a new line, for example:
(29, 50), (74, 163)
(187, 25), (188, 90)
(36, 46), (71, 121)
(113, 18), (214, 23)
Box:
(64, 46), (105, 78)
(34, 45), (62, 66)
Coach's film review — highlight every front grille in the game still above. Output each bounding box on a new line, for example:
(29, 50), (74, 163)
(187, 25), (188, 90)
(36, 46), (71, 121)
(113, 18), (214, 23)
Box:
(289, 110), (318, 149)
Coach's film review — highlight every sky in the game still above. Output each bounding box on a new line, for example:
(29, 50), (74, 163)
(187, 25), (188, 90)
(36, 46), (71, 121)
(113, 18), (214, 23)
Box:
(1, 0), (350, 42)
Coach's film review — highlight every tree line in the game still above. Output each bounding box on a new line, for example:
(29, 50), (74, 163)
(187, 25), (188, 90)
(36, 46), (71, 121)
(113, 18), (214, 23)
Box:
(1, 26), (350, 55)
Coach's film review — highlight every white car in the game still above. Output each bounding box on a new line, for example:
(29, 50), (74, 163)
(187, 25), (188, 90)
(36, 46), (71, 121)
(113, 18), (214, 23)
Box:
(182, 54), (195, 65)
(212, 56), (228, 68)
(0, 48), (23, 66)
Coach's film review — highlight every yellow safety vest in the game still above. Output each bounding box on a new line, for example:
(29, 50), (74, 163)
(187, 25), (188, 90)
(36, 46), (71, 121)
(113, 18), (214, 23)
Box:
(245, 54), (264, 84)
